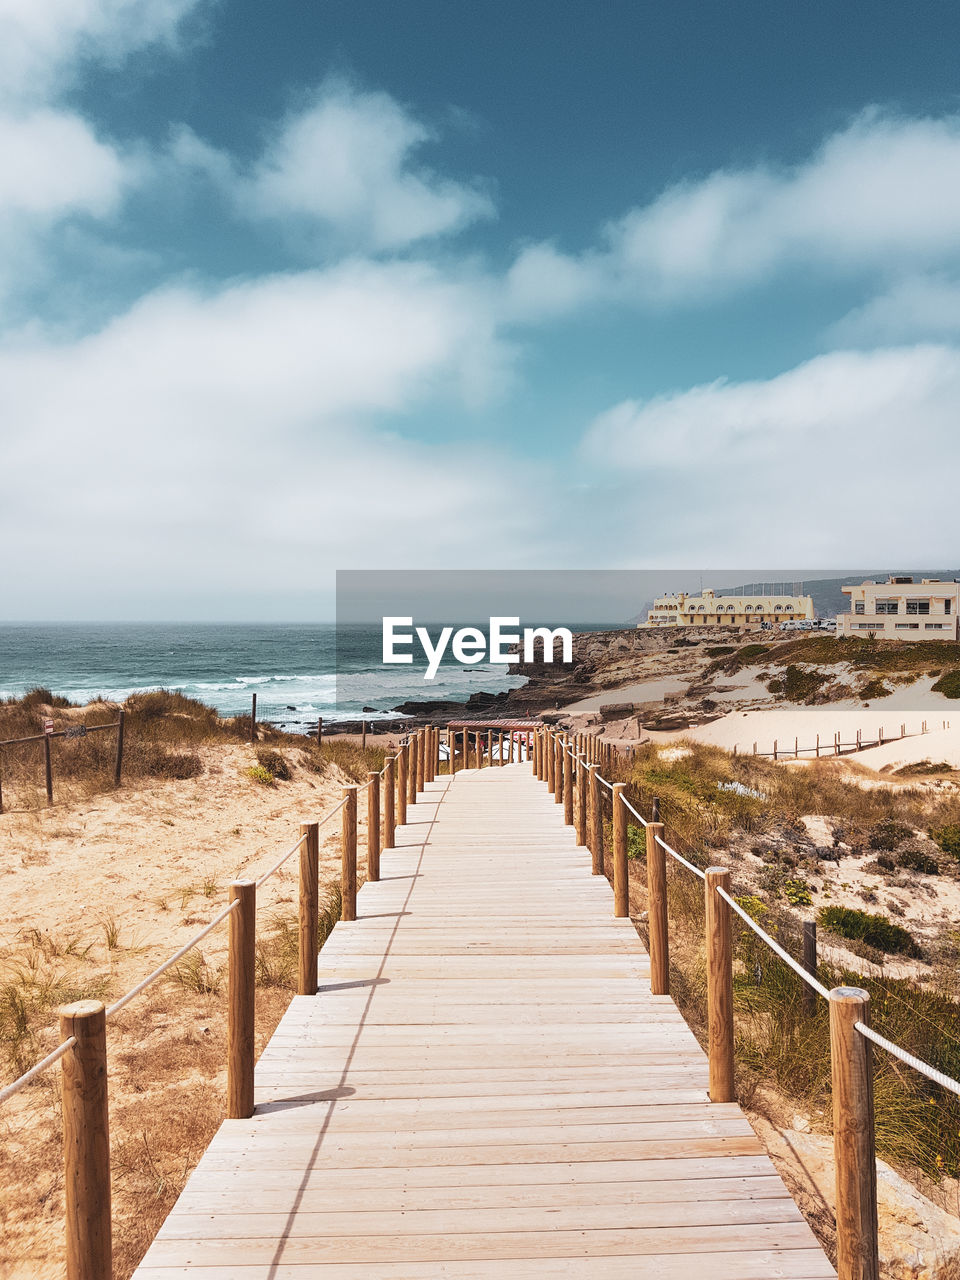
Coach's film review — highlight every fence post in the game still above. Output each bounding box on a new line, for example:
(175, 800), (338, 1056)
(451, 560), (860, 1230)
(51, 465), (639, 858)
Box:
(612, 783), (628, 917)
(341, 786), (357, 922)
(317, 716), (323, 748)
(250, 692), (257, 744)
(829, 987), (879, 1280)
(447, 725), (455, 776)
(575, 753), (587, 846)
(417, 729), (426, 792)
(546, 732), (556, 793)
(361, 719), (367, 751)
(227, 880), (256, 1118)
(563, 744), (574, 825)
(646, 820), (669, 994)
(588, 765), (602, 874)
(704, 867), (735, 1103)
(383, 757), (396, 849)
(59, 999), (111, 1280)
(43, 731), (53, 803)
(397, 746), (408, 827)
(113, 709), (125, 788)
(298, 822), (319, 996)
(408, 734), (419, 803)
(802, 920), (817, 1017)
(554, 736), (564, 804)
(367, 772), (380, 882)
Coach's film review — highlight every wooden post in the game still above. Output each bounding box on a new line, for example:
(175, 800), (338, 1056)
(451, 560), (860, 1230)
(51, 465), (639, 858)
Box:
(487, 728), (494, 768)
(408, 734), (418, 803)
(417, 729), (425, 793)
(397, 746), (408, 826)
(113, 709), (125, 788)
(298, 822), (319, 996)
(795, 736), (798, 759)
(575, 755), (587, 846)
(816, 733), (820, 758)
(588, 765), (602, 874)
(802, 920), (817, 1017)
(613, 783), (628, 917)
(705, 867), (735, 1103)
(830, 987), (879, 1280)
(383, 757), (396, 849)
(367, 771), (380, 882)
(447, 726), (456, 776)
(250, 692), (257, 743)
(498, 730), (505, 766)
(59, 999), (111, 1280)
(651, 796), (660, 823)
(361, 719), (367, 750)
(227, 880), (256, 1118)
(546, 732), (556, 793)
(341, 786), (357, 922)
(646, 821), (669, 995)
(43, 730), (53, 803)
(317, 716), (323, 747)
(773, 738), (778, 762)
(563, 745), (574, 825)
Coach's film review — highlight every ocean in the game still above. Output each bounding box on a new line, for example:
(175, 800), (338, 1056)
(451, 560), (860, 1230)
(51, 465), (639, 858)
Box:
(0, 623), (528, 732)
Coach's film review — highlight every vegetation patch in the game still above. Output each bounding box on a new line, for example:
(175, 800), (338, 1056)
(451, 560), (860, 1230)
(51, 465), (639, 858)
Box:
(255, 748), (291, 781)
(894, 760), (954, 777)
(705, 645), (736, 657)
(930, 822), (960, 858)
(818, 905), (922, 957)
(783, 878), (812, 906)
(868, 818), (912, 850)
(857, 677), (892, 699)
(143, 747), (203, 780)
(931, 669), (960, 698)
(246, 764), (275, 786)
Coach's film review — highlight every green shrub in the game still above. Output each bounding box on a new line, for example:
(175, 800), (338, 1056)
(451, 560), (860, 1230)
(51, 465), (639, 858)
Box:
(780, 665), (828, 703)
(895, 845), (939, 875)
(705, 645), (735, 657)
(21, 686), (74, 709)
(930, 822), (960, 857)
(858, 678), (892, 700)
(783, 878), (812, 906)
(931, 669), (960, 698)
(818, 906), (922, 957)
(869, 818), (912, 850)
(246, 764), (275, 786)
(256, 748), (291, 781)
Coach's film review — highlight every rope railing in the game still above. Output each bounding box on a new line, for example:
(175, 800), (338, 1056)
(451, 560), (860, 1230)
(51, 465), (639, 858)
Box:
(537, 722), (960, 1280)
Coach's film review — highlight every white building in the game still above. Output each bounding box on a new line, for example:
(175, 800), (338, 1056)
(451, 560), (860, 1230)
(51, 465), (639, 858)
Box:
(838, 577), (960, 641)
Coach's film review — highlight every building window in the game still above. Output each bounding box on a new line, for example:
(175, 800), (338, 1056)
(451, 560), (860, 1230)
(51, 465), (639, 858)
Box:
(854, 601), (865, 614)
(876, 599), (899, 614)
(925, 623), (947, 630)
(854, 623), (876, 630)
(894, 623), (919, 629)
(906, 599), (930, 615)
(947, 600), (953, 615)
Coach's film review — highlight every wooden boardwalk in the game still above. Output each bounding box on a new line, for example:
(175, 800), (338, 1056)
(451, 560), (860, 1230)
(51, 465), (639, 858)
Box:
(133, 765), (834, 1279)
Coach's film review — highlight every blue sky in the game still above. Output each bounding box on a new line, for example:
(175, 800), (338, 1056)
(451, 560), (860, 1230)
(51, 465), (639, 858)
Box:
(3, 1), (960, 618)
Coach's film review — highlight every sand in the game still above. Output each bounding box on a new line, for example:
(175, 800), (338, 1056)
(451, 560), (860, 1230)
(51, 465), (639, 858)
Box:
(561, 675), (690, 713)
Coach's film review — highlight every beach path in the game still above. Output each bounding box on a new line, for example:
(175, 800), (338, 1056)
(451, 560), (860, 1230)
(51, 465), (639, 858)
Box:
(131, 764), (834, 1279)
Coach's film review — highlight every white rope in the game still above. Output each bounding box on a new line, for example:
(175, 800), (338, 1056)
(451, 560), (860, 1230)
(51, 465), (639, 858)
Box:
(716, 886), (830, 998)
(854, 1022), (960, 1098)
(0, 1036), (76, 1105)
(596, 773), (615, 792)
(620, 796), (649, 828)
(656, 833), (707, 881)
(106, 899), (239, 1017)
(256, 794), (350, 888)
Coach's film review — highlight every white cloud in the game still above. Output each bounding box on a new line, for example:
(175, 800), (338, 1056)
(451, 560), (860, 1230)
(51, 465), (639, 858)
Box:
(0, 110), (129, 217)
(829, 275), (960, 344)
(505, 110), (960, 317)
(0, 0), (203, 102)
(0, 261), (547, 614)
(580, 345), (960, 561)
(239, 81), (495, 251)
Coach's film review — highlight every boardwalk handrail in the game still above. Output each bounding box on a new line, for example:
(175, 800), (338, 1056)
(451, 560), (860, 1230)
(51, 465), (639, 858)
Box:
(541, 724), (960, 1280)
(0, 728), (436, 1280)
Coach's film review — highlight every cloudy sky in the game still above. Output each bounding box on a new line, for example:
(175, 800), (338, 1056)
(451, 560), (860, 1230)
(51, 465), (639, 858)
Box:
(2, 0), (959, 619)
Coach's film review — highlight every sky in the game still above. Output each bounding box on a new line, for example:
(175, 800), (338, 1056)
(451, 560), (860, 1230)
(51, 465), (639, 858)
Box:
(3, 0), (960, 620)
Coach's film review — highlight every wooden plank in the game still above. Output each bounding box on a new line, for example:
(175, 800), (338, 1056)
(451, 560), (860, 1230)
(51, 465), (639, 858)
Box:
(132, 767), (831, 1277)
